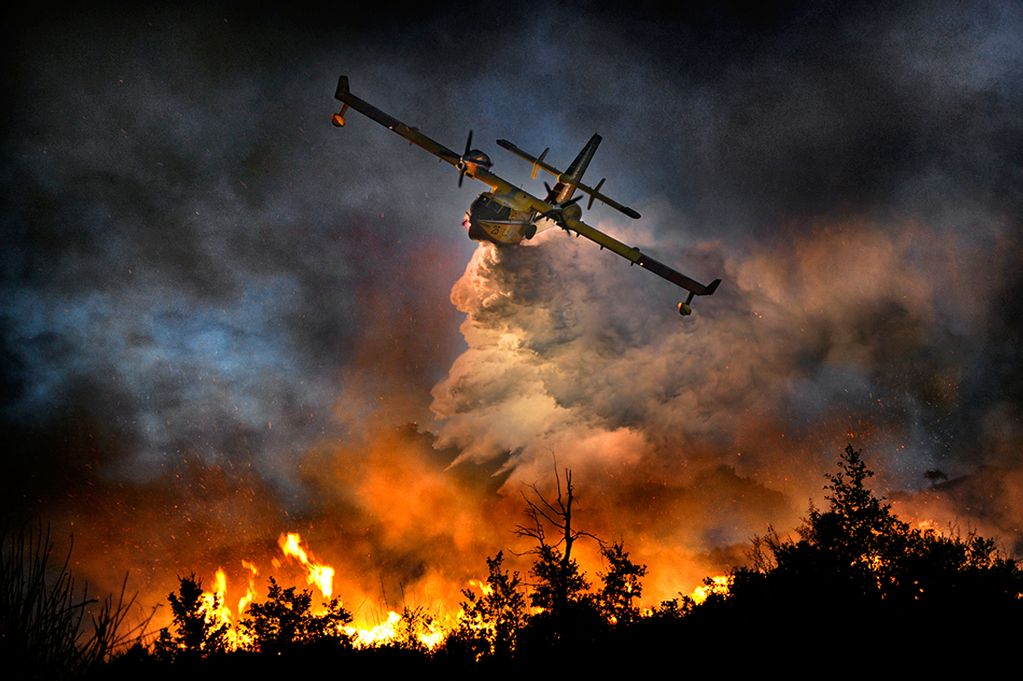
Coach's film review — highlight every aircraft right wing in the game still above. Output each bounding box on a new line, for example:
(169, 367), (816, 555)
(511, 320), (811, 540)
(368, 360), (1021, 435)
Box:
(560, 214), (721, 313)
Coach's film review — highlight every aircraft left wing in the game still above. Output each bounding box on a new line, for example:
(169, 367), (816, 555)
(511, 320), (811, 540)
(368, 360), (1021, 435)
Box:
(333, 76), (520, 196)
(333, 76), (466, 168)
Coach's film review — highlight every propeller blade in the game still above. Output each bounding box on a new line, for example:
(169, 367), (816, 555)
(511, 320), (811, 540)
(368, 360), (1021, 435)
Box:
(588, 178), (605, 210)
(563, 195), (582, 208)
(464, 130), (473, 158)
(458, 168), (466, 187)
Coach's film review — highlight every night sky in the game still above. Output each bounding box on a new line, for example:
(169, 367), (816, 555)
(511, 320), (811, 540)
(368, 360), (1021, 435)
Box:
(2, 2), (1021, 622)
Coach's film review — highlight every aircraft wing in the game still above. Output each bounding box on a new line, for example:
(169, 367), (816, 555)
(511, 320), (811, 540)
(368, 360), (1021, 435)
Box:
(333, 76), (523, 197)
(333, 76), (469, 168)
(559, 214), (721, 300)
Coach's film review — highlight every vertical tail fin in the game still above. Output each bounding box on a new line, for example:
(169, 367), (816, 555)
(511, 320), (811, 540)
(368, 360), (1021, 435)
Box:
(335, 75), (350, 99)
(550, 133), (601, 204)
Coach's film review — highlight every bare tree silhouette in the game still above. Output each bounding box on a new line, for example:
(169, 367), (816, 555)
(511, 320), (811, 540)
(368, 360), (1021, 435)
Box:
(515, 466), (601, 617)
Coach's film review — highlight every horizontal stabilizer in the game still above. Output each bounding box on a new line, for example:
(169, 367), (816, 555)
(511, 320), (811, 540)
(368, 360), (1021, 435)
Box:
(496, 138), (641, 220)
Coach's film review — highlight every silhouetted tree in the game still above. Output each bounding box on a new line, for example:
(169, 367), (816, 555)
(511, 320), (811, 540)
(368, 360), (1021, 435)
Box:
(596, 542), (647, 626)
(527, 543), (591, 614)
(799, 444), (913, 595)
(514, 466), (610, 663)
(646, 594), (695, 622)
(154, 574), (228, 661)
(515, 467), (599, 617)
(451, 551), (528, 661)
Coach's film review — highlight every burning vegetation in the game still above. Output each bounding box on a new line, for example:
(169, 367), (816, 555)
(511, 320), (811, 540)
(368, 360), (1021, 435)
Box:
(4, 446), (1020, 677)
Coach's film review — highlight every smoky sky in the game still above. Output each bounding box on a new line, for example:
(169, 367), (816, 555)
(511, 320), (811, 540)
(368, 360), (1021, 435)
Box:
(2, 1), (1022, 609)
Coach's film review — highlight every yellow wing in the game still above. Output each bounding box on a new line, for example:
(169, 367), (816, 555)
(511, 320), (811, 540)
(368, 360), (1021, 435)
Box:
(559, 215), (721, 299)
(332, 75), (521, 196)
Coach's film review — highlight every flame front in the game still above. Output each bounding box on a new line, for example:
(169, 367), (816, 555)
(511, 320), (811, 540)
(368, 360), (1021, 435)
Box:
(182, 531), (451, 652)
(347, 610), (402, 647)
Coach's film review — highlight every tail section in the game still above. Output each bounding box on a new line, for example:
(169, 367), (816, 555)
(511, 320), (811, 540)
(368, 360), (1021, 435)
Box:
(549, 134), (601, 204)
(498, 137), (640, 219)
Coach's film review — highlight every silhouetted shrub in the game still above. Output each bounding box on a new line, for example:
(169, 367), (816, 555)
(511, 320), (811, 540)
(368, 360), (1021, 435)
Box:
(696, 445), (1022, 653)
(1, 523), (144, 679)
(241, 577), (352, 654)
(153, 574), (229, 661)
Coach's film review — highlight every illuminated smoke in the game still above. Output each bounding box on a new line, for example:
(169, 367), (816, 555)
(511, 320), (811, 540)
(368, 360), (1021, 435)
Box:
(426, 217), (1023, 595)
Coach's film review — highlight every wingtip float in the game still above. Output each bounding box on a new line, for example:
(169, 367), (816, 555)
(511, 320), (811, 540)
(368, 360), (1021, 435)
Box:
(331, 75), (721, 318)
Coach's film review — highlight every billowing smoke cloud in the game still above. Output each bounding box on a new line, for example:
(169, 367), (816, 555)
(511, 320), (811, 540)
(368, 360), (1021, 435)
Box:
(1, 2), (1021, 623)
(428, 210), (1020, 590)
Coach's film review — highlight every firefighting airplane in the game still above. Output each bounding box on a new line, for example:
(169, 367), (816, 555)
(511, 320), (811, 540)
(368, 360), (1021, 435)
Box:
(331, 75), (721, 316)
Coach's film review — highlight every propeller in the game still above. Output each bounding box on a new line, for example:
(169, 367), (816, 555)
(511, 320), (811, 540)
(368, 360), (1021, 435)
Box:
(544, 181), (556, 203)
(458, 130), (473, 187)
(539, 188), (584, 230)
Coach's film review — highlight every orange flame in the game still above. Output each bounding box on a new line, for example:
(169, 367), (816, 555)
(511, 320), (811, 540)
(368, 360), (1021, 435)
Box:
(690, 575), (731, 605)
(346, 610), (402, 647)
(344, 609), (448, 650)
(277, 532), (335, 599)
(200, 567), (253, 649)
(183, 531), (340, 651)
(237, 560), (259, 615)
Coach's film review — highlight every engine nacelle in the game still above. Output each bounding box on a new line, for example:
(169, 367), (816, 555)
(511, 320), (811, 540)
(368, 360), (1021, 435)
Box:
(464, 150), (493, 169)
(677, 301), (693, 316)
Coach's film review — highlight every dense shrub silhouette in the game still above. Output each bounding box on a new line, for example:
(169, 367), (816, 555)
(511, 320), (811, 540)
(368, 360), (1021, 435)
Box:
(241, 577), (353, 654)
(694, 445), (1022, 654)
(596, 542), (648, 626)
